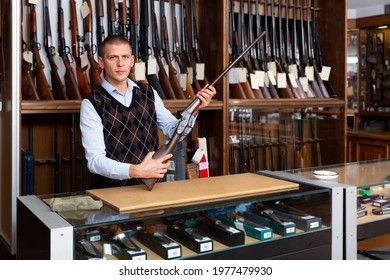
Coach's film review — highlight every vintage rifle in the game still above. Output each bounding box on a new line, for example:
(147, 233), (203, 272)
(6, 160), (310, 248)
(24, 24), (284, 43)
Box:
(43, 0), (67, 100)
(107, 0), (116, 36)
(29, 2), (53, 100)
(70, 0), (91, 97)
(171, 0), (195, 99)
(83, 0), (102, 90)
(141, 0), (166, 99)
(228, 0), (246, 99)
(141, 31), (266, 191)
(58, 0), (81, 100)
(117, 0), (129, 39)
(160, 0), (186, 99)
(95, 0), (105, 50)
(151, 0), (176, 99)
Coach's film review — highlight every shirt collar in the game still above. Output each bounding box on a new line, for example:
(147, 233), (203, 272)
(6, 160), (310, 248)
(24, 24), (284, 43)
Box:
(101, 78), (140, 106)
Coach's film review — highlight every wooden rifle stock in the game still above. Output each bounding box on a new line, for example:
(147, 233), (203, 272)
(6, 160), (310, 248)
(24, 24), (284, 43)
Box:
(43, 2), (67, 100)
(107, 0), (116, 36)
(22, 43), (40, 100)
(95, 0), (105, 50)
(84, 0), (102, 90)
(58, 1), (82, 100)
(70, 0), (91, 97)
(141, 31), (266, 191)
(29, 4), (53, 100)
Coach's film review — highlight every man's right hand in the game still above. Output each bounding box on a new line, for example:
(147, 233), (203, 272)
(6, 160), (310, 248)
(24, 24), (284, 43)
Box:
(129, 151), (173, 179)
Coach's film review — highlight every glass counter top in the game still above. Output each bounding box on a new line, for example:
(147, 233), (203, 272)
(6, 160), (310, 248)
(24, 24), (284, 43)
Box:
(283, 158), (390, 189)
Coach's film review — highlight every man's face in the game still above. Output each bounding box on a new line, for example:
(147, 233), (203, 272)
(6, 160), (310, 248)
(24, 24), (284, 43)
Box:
(98, 43), (134, 86)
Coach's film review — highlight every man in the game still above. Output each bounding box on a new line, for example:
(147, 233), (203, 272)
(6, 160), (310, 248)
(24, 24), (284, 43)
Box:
(80, 35), (216, 187)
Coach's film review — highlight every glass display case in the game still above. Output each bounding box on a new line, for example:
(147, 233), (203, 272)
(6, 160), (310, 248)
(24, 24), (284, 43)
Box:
(16, 173), (342, 260)
(261, 158), (390, 260)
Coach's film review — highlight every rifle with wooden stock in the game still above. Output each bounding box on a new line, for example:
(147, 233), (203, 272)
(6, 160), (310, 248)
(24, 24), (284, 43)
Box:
(171, 0), (195, 99)
(58, 0), (82, 100)
(83, 0), (102, 90)
(151, 0), (176, 99)
(228, 0), (246, 99)
(160, 0), (186, 99)
(43, 0), (67, 100)
(140, 0), (166, 99)
(107, 0), (116, 36)
(141, 31), (266, 191)
(95, 0), (105, 50)
(70, 0), (91, 97)
(29, 2), (53, 100)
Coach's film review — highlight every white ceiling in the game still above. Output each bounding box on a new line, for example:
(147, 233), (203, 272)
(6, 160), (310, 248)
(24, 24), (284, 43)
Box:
(348, 0), (389, 18)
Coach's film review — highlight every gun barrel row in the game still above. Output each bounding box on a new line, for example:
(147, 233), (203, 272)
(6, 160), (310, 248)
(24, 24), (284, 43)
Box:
(21, 0), (335, 101)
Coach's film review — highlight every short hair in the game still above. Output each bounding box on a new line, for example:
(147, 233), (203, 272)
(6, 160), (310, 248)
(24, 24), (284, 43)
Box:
(99, 35), (132, 57)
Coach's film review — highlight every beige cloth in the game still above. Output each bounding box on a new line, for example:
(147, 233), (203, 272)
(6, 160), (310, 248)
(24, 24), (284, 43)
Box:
(50, 196), (103, 212)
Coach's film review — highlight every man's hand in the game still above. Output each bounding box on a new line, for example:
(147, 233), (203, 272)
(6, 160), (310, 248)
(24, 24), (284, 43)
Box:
(129, 151), (173, 179)
(197, 84), (216, 109)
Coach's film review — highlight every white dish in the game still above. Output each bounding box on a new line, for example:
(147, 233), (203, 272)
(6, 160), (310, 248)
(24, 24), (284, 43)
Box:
(312, 170), (339, 180)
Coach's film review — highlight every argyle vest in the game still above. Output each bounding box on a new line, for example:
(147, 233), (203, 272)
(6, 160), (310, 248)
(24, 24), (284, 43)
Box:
(85, 83), (159, 187)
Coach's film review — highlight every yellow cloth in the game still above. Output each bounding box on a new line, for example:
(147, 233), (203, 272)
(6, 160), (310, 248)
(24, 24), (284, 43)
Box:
(50, 196), (103, 212)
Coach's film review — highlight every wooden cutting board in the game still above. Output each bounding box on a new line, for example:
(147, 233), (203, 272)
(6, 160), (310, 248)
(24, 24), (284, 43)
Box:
(86, 173), (298, 213)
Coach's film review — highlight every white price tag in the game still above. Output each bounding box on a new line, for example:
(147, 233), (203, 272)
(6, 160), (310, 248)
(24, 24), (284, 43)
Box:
(255, 70), (265, 87)
(228, 68), (240, 84)
(187, 67), (193, 84)
(80, 52), (89, 69)
(238, 68), (247, 83)
(299, 77), (309, 92)
(23, 50), (33, 64)
(264, 71), (270, 87)
(320, 66), (331, 81)
(250, 73), (259, 90)
(267, 61), (277, 77)
(288, 64), (298, 79)
(179, 73), (187, 91)
(80, 1), (90, 19)
(305, 66), (314, 81)
(147, 58), (157, 75)
(196, 63), (205, 80)
(277, 72), (287, 88)
(164, 64), (169, 77)
(134, 62), (146, 81)
(288, 73), (298, 88)
(28, 0), (39, 5)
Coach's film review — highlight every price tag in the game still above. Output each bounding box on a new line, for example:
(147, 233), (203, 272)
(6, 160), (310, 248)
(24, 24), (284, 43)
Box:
(250, 73), (259, 90)
(255, 70), (265, 87)
(305, 66), (314, 81)
(187, 67), (193, 84)
(134, 62), (146, 81)
(320, 66), (331, 81)
(288, 64), (298, 79)
(23, 50), (33, 64)
(179, 73), (187, 91)
(238, 68), (247, 83)
(228, 68), (240, 84)
(80, 1), (90, 19)
(267, 61), (277, 77)
(196, 63), (205, 80)
(277, 72), (287, 88)
(147, 58), (157, 75)
(264, 71), (270, 87)
(80, 52), (89, 69)
(28, 0), (39, 5)
(164, 65), (169, 78)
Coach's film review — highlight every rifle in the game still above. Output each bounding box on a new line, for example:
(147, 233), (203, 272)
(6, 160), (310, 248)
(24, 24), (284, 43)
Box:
(239, 111), (248, 173)
(253, 0), (274, 99)
(235, 0), (256, 99)
(228, 0), (246, 99)
(305, 0), (329, 98)
(141, 31), (266, 191)
(28, 2), (53, 100)
(309, 114), (321, 166)
(42, 0), (67, 100)
(251, 117), (259, 172)
(181, 0), (202, 93)
(151, 0), (176, 99)
(70, 0), (91, 97)
(58, 0), (82, 100)
(269, 0), (294, 98)
(160, 0), (186, 99)
(268, 130), (274, 171)
(128, 0), (145, 82)
(260, 115), (267, 170)
(171, 0), (195, 99)
(190, 0), (209, 87)
(117, 0), (129, 39)
(140, 0), (166, 99)
(262, 0), (280, 98)
(229, 109), (237, 174)
(95, 0), (105, 51)
(107, 0), (116, 36)
(83, 0), (102, 90)
(22, 41), (40, 100)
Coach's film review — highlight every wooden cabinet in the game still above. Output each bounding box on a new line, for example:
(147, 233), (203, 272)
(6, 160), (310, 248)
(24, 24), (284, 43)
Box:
(347, 130), (390, 162)
(0, 0), (347, 255)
